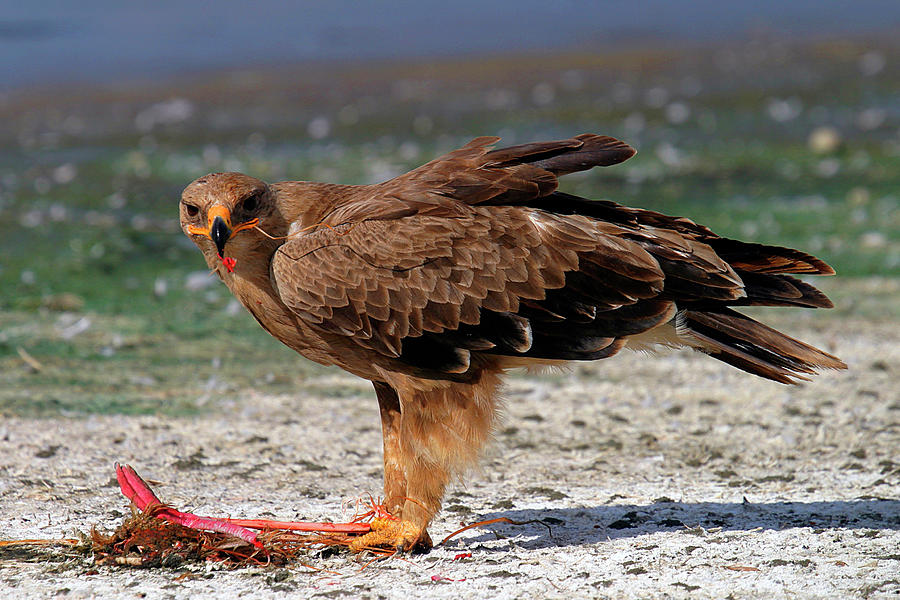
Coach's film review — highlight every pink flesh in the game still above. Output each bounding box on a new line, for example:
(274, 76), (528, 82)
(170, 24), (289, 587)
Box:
(115, 464), (372, 548)
(116, 464), (264, 550)
(221, 518), (370, 534)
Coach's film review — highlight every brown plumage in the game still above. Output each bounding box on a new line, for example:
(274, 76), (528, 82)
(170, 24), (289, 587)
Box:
(180, 134), (845, 550)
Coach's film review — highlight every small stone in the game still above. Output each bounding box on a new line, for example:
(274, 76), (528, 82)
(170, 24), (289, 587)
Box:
(808, 127), (841, 154)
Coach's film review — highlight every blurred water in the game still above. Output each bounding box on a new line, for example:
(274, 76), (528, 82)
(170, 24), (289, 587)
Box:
(1, 0), (898, 90)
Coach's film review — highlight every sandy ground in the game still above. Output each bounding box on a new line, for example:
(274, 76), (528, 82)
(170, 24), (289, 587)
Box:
(1, 317), (897, 599)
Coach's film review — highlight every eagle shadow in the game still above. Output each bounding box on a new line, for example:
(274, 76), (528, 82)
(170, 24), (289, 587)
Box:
(451, 498), (900, 550)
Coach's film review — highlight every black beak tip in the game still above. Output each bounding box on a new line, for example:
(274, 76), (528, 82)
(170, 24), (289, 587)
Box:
(210, 216), (231, 255)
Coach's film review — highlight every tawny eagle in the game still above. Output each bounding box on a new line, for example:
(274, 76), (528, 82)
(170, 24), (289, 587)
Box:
(180, 134), (844, 550)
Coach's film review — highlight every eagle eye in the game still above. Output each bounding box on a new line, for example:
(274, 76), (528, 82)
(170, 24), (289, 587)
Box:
(242, 193), (260, 213)
(184, 203), (199, 217)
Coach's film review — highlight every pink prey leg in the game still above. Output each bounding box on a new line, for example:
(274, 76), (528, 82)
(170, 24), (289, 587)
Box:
(115, 464), (371, 549)
(221, 518), (370, 534)
(116, 464), (265, 550)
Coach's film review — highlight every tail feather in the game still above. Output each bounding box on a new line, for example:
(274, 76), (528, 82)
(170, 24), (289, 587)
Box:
(708, 239), (835, 275)
(731, 272), (834, 309)
(681, 308), (846, 384)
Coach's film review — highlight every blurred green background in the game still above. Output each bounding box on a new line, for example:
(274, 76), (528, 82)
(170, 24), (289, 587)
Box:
(0, 10), (898, 416)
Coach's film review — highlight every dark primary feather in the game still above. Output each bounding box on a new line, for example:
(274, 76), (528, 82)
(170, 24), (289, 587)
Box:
(483, 133), (637, 174)
(681, 308), (844, 383)
(269, 134), (844, 383)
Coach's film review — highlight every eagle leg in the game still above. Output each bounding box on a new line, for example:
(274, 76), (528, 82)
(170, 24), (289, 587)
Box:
(361, 381), (434, 552)
(360, 372), (502, 552)
(374, 382), (408, 517)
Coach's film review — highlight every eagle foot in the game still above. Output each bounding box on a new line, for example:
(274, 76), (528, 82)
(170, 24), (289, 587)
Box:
(348, 517), (433, 553)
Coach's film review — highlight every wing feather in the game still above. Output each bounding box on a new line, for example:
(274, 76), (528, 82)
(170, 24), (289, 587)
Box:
(264, 133), (839, 381)
(270, 206), (681, 375)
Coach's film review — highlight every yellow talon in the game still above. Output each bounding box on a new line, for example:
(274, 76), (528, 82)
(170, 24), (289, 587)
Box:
(349, 518), (432, 553)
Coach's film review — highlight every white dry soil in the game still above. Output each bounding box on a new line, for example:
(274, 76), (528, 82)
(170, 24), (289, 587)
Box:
(1, 314), (898, 599)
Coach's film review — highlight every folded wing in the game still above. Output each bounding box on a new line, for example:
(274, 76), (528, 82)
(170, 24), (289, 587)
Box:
(270, 134), (844, 383)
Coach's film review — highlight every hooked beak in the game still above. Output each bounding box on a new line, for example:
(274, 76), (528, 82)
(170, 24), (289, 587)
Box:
(187, 205), (258, 257)
(210, 214), (231, 256)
